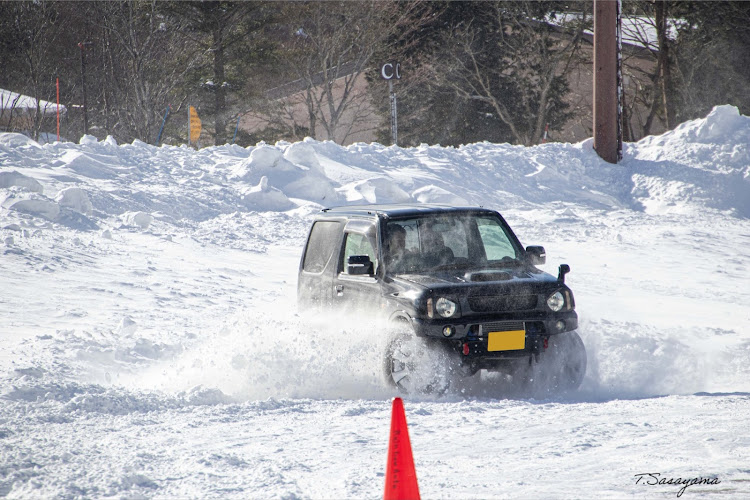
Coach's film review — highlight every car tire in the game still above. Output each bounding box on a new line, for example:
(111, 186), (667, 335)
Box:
(384, 322), (452, 396)
(523, 330), (587, 397)
(511, 331), (586, 398)
(549, 330), (587, 393)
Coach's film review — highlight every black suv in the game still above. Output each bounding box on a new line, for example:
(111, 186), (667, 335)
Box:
(298, 204), (586, 395)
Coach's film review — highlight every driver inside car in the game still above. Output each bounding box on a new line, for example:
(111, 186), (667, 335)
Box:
(386, 224), (410, 271)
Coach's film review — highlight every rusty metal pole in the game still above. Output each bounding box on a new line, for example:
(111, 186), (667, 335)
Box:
(593, 0), (619, 163)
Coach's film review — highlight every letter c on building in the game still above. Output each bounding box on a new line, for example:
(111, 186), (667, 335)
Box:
(381, 63), (394, 80)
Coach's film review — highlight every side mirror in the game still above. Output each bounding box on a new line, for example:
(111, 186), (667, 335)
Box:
(347, 255), (374, 276)
(525, 245), (546, 265)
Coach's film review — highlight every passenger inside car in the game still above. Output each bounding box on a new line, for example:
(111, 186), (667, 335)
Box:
(421, 228), (454, 267)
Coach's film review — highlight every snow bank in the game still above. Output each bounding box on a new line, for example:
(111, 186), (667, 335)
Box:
(0, 105), (747, 234)
(0, 170), (43, 193)
(6, 195), (60, 221)
(0, 132), (42, 149)
(55, 187), (93, 215)
(239, 176), (295, 211)
(628, 105), (750, 215)
(231, 144), (341, 204)
(341, 177), (411, 204)
(120, 211), (153, 230)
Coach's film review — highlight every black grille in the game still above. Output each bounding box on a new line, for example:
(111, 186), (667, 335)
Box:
(468, 294), (538, 312)
(480, 321), (525, 334)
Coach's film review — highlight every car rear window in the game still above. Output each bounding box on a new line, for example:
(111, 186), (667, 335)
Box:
(303, 221), (342, 273)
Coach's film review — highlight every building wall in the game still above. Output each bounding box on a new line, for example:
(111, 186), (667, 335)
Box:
(240, 72), (380, 145)
(548, 38), (668, 144)
(240, 46), (666, 147)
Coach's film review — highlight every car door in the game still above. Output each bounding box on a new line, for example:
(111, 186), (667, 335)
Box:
(298, 219), (344, 311)
(332, 220), (383, 315)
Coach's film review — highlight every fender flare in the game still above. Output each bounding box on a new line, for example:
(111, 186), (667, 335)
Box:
(387, 310), (413, 330)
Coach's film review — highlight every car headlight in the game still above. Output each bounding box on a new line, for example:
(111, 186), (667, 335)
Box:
(435, 297), (458, 318)
(546, 291), (565, 312)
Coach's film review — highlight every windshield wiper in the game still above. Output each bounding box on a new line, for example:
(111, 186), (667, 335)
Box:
(432, 263), (470, 271)
(486, 258), (523, 268)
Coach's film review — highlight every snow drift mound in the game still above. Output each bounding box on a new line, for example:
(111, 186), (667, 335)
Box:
(230, 144), (341, 204)
(0, 132), (41, 149)
(628, 105), (750, 216)
(2, 104), (749, 228)
(0, 171), (43, 192)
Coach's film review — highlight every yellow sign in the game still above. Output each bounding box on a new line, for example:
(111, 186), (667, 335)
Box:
(189, 106), (201, 143)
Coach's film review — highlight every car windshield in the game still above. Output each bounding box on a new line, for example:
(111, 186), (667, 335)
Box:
(384, 213), (521, 274)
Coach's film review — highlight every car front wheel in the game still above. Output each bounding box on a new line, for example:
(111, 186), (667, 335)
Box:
(384, 323), (453, 396)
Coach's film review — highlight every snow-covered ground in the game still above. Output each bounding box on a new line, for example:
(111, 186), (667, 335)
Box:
(1, 105), (749, 498)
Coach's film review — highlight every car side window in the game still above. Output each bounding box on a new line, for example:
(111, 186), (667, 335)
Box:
(477, 217), (517, 261)
(341, 232), (377, 274)
(303, 221), (342, 273)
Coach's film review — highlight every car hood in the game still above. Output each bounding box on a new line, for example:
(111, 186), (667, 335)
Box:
(392, 266), (558, 288)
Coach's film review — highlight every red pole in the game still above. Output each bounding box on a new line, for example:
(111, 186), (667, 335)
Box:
(56, 78), (60, 142)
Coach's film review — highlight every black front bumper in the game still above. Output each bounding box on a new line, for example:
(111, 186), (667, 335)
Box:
(411, 311), (578, 360)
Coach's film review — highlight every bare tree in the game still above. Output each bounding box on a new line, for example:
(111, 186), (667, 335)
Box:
(0, 1), (68, 140)
(261, 1), (424, 145)
(167, 1), (268, 145)
(435, 2), (586, 146)
(89, 1), (201, 143)
(670, 2), (750, 123)
(616, 1), (683, 139)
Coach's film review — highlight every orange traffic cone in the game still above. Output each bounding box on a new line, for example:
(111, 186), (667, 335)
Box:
(384, 397), (420, 500)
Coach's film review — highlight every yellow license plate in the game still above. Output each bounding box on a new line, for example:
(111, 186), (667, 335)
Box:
(487, 330), (526, 351)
